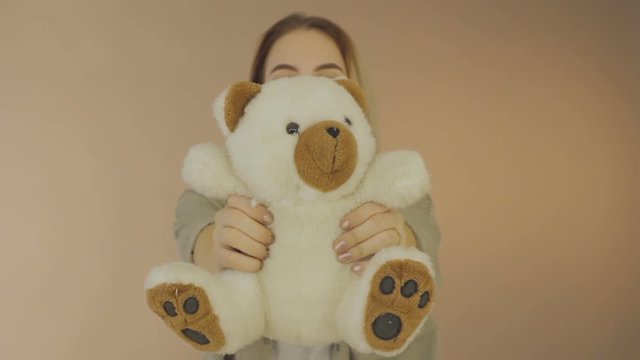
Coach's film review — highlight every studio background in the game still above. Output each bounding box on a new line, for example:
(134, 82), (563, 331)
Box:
(1, 1), (638, 359)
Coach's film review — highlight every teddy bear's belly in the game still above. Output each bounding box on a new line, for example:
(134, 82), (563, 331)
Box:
(259, 200), (358, 345)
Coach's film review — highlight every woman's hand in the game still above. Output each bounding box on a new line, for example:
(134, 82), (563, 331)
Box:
(333, 202), (417, 274)
(194, 195), (274, 273)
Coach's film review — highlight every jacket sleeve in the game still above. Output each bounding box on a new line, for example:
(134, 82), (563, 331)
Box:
(173, 189), (226, 263)
(398, 194), (444, 288)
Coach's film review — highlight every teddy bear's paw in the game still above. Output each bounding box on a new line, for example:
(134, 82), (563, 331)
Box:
(364, 259), (435, 354)
(146, 282), (226, 351)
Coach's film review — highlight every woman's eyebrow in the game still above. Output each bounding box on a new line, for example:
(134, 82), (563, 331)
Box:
(314, 63), (344, 72)
(269, 64), (298, 74)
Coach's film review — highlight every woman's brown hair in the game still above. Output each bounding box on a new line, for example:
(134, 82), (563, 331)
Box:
(249, 13), (363, 84)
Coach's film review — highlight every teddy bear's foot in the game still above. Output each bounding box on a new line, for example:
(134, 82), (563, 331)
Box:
(144, 262), (264, 354)
(147, 282), (226, 351)
(336, 246), (436, 357)
(364, 258), (434, 354)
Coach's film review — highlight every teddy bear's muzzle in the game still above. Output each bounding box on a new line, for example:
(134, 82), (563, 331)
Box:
(294, 120), (357, 192)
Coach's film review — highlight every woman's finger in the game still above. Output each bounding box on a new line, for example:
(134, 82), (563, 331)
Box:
(219, 207), (274, 245)
(216, 246), (263, 273)
(219, 226), (269, 260)
(334, 211), (395, 253)
(351, 254), (374, 274)
(227, 194), (273, 225)
(339, 202), (388, 230)
(337, 229), (400, 264)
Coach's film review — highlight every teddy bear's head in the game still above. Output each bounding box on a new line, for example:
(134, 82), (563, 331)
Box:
(212, 75), (376, 203)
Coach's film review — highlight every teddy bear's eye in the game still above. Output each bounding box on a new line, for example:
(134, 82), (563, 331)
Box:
(344, 117), (352, 126)
(286, 122), (300, 135)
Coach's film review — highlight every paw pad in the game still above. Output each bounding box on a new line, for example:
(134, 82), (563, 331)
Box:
(181, 328), (210, 345)
(183, 296), (199, 314)
(379, 276), (395, 294)
(372, 313), (402, 340)
(418, 291), (430, 309)
(163, 301), (177, 317)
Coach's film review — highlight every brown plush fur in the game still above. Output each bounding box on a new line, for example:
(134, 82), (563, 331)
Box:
(225, 82), (262, 132)
(363, 259), (435, 352)
(294, 120), (357, 192)
(336, 79), (369, 118)
(146, 283), (226, 351)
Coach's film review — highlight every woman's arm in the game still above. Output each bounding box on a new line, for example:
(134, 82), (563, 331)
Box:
(173, 189), (226, 263)
(398, 194), (443, 287)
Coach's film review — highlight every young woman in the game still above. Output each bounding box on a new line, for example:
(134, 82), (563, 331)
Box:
(174, 13), (442, 360)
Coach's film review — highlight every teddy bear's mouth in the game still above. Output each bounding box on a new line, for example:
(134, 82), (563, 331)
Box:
(307, 142), (349, 174)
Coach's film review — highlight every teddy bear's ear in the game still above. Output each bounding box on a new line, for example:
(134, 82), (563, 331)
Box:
(213, 81), (262, 135)
(335, 78), (369, 118)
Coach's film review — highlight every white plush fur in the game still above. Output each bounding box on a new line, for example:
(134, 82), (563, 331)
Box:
(212, 86), (231, 137)
(147, 76), (434, 354)
(181, 142), (248, 200)
(355, 150), (430, 208)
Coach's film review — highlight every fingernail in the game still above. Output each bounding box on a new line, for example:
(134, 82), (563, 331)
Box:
(334, 240), (347, 252)
(338, 252), (352, 263)
(352, 263), (362, 273)
(250, 198), (258, 208)
(263, 214), (273, 224)
(341, 219), (350, 229)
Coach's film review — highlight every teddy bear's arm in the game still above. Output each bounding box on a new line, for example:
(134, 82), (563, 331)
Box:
(181, 142), (249, 200)
(355, 150), (431, 209)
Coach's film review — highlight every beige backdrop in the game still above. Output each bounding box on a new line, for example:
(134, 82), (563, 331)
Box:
(1, 1), (638, 359)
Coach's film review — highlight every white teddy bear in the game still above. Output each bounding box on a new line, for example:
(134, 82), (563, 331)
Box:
(145, 75), (437, 357)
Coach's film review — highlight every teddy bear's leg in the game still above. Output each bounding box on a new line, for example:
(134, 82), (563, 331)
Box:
(145, 262), (264, 354)
(335, 246), (436, 357)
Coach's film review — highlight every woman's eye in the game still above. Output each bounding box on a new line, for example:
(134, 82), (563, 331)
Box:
(316, 69), (344, 79)
(286, 122), (300, 135)
(344, 117), (352, 126)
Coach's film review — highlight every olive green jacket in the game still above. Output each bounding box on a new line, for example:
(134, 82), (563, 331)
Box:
(174, 189), (443, 360)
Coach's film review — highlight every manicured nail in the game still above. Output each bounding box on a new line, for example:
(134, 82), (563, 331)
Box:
(338, 252), (352, 263)
(341, 219), (350, 229)
(352, 263), (362, 273)
(263, 214), (273, 224)
(334, 240), (347, 252)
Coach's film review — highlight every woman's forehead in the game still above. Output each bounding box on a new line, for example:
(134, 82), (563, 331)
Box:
(265, 29), (346, 72)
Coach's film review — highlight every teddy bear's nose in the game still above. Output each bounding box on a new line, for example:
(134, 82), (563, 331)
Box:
(326, 127), (341, 138)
